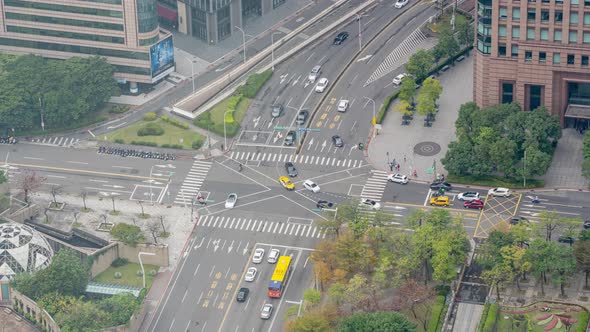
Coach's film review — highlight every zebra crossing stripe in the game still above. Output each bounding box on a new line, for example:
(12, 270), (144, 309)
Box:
(278, 223), (285, 233)
(311, 227), (317, 237)
(322, 232), (327, 239)
(246, 219), (252, 230)
(257, 221), (264, 232)
(295, 224), (301, 235)
(317, 230), (322, 238)
(229, 218), (236, 228)
(337, 160), (341, 167)
(224, 218), (230, 228)
(306, 226), (312, 237)
(273, 222), (279, 232)
(262, 222), (268, 232)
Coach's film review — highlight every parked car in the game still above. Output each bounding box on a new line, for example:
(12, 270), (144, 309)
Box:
(332, 135), (344, 147)
(244, 267), (257, 282)
(285, 162), (298, 177)
(315, 78), (329, 93)
(430, 181), (452, 191)
(457, 192), (480, 201)
(488, 187), (511, 197)
(464, 199), (484, 210)
(394, 0), (409, 8)
(296, 110), (309, 125)
(387, 173), (409, 184)
(284, 130), (296, 146)
(360, 198), (381, 210)
(317, 200), (334, 209)
(236, 287), (249, 302)
(333, 31), (349, 45)
(271, 104), (283, 118)
(303, 179), (320, 193)
(252, 248), (265, 263)
(584, 221), (590, 229)
(337, 99), (349, 112)
(558, 236), (575, 244)
(510, 216), (529, 225)
(430, 196), (450, 207)
(267, 249), (280, 264)
(225, 193), (237, 208)
(260, 303), (274, 319)
(392, 73), (408, 86)
(308, 65), (321, 83)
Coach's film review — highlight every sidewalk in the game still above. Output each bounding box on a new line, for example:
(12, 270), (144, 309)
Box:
(541, 128), (590, 189)
(367, 56), (474, 182)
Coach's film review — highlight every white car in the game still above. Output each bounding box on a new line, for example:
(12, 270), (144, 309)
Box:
(225, 193), (238, 208)
(394, 0), (409, 8)
(488, 187), (511, 197)
(387, 173), (409, 184)
(245, 267), (257, 282)
(315, 78), (329, 93)
(361, 198), (381, 210)
(392, 73), (408, 86)
(252, 248), (265, 264)
(303, 179), (320, 193)
(268, 249), (280, 264)
(457, 192), (480, 201)
(308, 65), (321, 83)
(337, 99), (349, 112)
(260, 303), (274, 320)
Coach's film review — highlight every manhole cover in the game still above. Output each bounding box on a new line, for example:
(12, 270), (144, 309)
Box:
(414, 142), (441, 156)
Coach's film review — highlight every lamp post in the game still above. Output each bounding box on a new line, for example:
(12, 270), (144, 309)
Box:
(364, 97), (376, 126)
(235, 26), (247, 64)
(181, 54), (196, 94)
(223, 109), (232, 151)
(355, 14), (362, 52)
(523, 149), (527, 188)
(271, 31), (282, 71)
(138, 252), (156, 288)
(38, 97), (45, 131)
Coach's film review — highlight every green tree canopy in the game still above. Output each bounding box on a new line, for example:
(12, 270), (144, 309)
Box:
(338, 311), (416, 332)
(406, 49), (435, 82)
(110, 223), (145, 246)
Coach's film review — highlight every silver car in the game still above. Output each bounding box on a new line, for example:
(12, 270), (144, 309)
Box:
(271, 104), (283, 118)
(244, 267), (257, 282)
(308, 65), (321, 83)
(260, 303), (274, 319)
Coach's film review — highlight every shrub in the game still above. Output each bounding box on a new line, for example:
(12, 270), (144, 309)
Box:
(576, 312), (589, 332)
(137, 123), (164, 136)
(435, 284), (451, 296)
(192, 139), (204, 150)
(376, 91), (400, 124)
(114, 138), (125, 144)
(236, 69), (273, 98)
(212, 121), (240, 137)
(131, 141), (158, 147)
(148, 270), (157, 276)
(482, 303), (499, 332)
(143, 112), (157, 121)
(114, 272), (122, 279)
(427, 295), (447, 332)
(161, 144), (183, 149)
(136, 270), (143, 276)
(109, 105), (129, 114)
(194, 111), (213, 128)
(161, 116), (190, 129)
(477, 303), (491, 332)
(111, 258), (128, 268)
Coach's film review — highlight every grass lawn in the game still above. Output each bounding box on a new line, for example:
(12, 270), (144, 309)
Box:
(102, 118), (204, 149)
(399, 297), (440, 332)
(446, 174), (544, 189)
(496, 302), (588, 332)
(94, 262), (159, 288)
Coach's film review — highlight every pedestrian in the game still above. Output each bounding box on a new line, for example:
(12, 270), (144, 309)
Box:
(221, 144), (224, 151)
(412, 169), (417, 177)
(396, 164), (400, 171)
(403, 155), (407, 163)
(389, 163), (394, 172)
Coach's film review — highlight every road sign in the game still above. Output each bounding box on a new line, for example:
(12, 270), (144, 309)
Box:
(372, 117), (377, 125)
(274, 126), (287, 130)
(298, 128), (321, 132)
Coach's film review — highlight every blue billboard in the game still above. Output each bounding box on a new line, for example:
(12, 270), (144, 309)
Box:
(150, 35), (174, 80)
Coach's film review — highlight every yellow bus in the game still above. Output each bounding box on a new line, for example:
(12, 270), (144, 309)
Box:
(268, 255), (292, 298)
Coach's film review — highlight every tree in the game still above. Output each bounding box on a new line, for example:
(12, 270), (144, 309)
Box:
(394, 280), (433, 320)
(533, 212), (579, 241)
(110, 222), (145, 246)
(0, 170), (6, 184)
(574, 240), (590, 288)
(500, 245), (531, 290)
(343, 274), (371, 312)
(304, 289), (321, 308)
(286, 310), (331, 332)
(456, 16), (474, 46)
(147, 220), (160, 244)
(549, 244), (577, 297)
(482, 263), (513, 300)
(416, 78), (442, 118)
(394, 100), (414, 117)
(15, 170), (46, 202)
(338, 311), (416, 332)
(525, 239), (553, 294)
(582, 158), (590, 180)
(80, 191), (89, 211)
(406, 50), (434, 82)
(50, 185), (61, 207)
(398, 77), (417, 103)
(433, 25), (460, 61)
(328, 282), (347, 307)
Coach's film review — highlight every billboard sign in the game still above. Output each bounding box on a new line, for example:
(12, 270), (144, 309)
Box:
(150, 35), (175, 82)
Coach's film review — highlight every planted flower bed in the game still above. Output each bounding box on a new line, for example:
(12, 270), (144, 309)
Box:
(495, 302), (588, 332)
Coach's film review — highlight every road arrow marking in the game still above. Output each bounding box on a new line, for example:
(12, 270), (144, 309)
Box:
(320, 140), (327, 152)
(107, 122), (127, 130)
(304, 81), (310, 89)
(292, 77), (299, 86)
(195, 238), (204, 249)
(215, 63), (232, 72)
(280, 74), (289, 84)
(103, 184), (125, 188)
(87, 129), (95, 137)
(393, 206), (407, 210)
(252, 134), (258, 141)
(308, 138), (314, 150)
(357, 54), (373, 62)
(253, 116), (261, 128)
(267, 119), (274, 129)
(273, 132), (283, 143)
(227, 240), (234, 253)
(242, 241), (250, 256)
(213, 239), (220, 252)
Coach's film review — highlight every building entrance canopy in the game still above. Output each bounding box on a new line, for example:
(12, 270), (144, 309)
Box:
(565, 104), (590, 119)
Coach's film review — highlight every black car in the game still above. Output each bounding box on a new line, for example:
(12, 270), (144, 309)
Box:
(296, 110), (309, 125)
(584, 221), (590, 229)
(317, 200), (334, 209)
(237, 287), (249, 302)
(429, 181), (452, 191)
(285, 162), (298, 177)
(510, 216), (528, 225)
(284, 131), (296, 146)
(333, 31), (349, 45)
(332, 135), (344, 147)
(558, 236), (575, 244)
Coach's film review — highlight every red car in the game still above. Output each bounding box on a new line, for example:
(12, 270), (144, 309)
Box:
(464, 199), (484, 210)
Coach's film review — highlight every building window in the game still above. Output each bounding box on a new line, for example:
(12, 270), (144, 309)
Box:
(272, 0), (286, 9)
(528, 85), (543, 111)
(585, 13), (590, 25)
(554, 29), (562, 41)
(555, 11), (563, 23)
(525, 51), (533, 61)
(513, 8), (521, 20)
(553, 52), (561, 64)
(541, 28), (549, 40)
(499, 7), (508, 18)
(501, 82), (514, 104)
(528, 9), (536, 21)
(541, 10), (550, 22)
(584, 31), (590, 43)
(511, 45), (519, 57)
(477, 40), (491, 54)
(582, 55), (589, 66)
(478, 22), (491, 35)
(512, 26), (521, 39)
(568, 54), (575, 64)
(527, 28), (536, 39)
(572, 0), (580, 4)
(572, 12), (579, 24)
(499, 26), (507, 37)
(540, 51), (547, 63)
(499, 44), (507, 56)
(570, 30), (579, 43)
(555, 0), (563, 3)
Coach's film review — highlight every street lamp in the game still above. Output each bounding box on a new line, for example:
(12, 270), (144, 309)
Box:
(148, 164), (175, 205)
(355, 14), (362, 52)
(180, 54), (196, 94)
(235, 26), (247, 64)
(271, 31), (282, 71)
(364, 97), (376, 125)
(38, 97), (45, 131)
(138, 252), (156, 288)
(223, 109), (232, 151)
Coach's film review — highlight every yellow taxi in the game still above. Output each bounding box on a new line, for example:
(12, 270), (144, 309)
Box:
(279, 176), (295, 190)
(429, 195), (450, 207)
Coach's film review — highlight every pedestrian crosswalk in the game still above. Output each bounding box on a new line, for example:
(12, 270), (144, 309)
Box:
(174, 160), (212, 205)
(365, 29), (435, 86)
(30, 137), (80, 147)
(360, 170), (388, 202)
(230, 150), (363, 168)
(196, 215), (327, 239)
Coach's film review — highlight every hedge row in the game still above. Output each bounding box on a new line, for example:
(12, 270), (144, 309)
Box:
(481, 303), (499, 332)
(477, 303), (491, 332)
(115, 139), (202, 150)
(236, 69), (273, 98)
(161, 115), (189, 129)
(576, 312), (589, 332)
(427, 295), (447, 332)
(143, 112), (157, 121)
